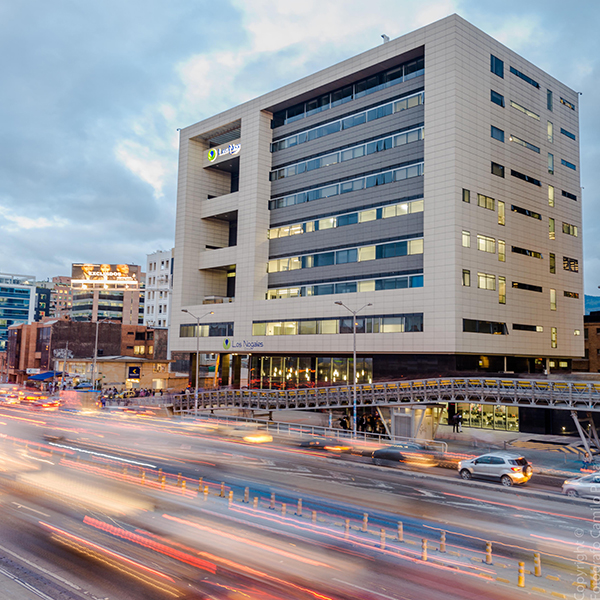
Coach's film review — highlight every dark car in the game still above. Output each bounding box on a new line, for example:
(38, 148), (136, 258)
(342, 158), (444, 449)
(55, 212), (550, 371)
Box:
(299, 437), (353, 453)
(372, 443), (437, 467)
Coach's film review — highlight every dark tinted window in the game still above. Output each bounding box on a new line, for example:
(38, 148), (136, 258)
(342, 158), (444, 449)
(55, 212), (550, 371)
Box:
(491, 90), (505, 107)
(489, 457), (505, 465)
(491, 55), (504, 78)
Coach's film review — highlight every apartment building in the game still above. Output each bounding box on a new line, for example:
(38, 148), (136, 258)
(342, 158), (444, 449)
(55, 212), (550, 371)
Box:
(144, 249), (173, 328)
(170, 14), (583, 395)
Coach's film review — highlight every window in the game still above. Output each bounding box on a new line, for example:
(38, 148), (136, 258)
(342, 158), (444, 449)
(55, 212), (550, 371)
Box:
(551, 327), (558, 348)
(491, 126), (504, 142)
(510, 134), (540, 153)
(561, 159), (577, 171)
(491, 162), (504, 178)
(549, 253), (556, 274)
(462, 189), (470, 203)
(512, 246), (543, 259)
(560, 97), (575, 111)
(491, 55), (504, 78)
(562, 222), (578, 237)
(562, 190), (577, 201)
(564, 291), (579, 299)
(548, 185), (555, 207)
(462, 269), (470, 287)
(511, 204), (541, 220)
(510, 100), (540, 120)
(134, 345), (145, 355)
(549, 218), (555, 240)
(511, 169), (541, 186)
(509, 66), (539, 88)
(498, 201), (505, 225)
(512, 282), (543, 293)
(478, 272), (496, 290)
(491, 90), (504, 107)
(499, 276), (506, 304)
(547, 121), (553, 143)
(477, 194), (495, 210)
(498, 240), (506, 262)
(463, 319), (508, 335)
(563, 256), (579, 272)
(561, 128), (576, 141)
(462, 231), (471, 248)
(513, 324), (543, 332)
(548, 153), (554, 174)
(547, 89), (553, 111)
(477, 235), (496, 254)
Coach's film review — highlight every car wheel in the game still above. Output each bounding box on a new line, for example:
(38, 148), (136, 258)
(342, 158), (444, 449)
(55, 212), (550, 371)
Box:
(566, 489), (579, 498)
(501, 475), (513, 487)
(460, 469), (472, 480)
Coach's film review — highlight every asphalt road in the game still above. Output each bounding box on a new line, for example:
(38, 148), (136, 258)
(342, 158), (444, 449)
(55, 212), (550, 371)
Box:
(0, 404), (595, 599)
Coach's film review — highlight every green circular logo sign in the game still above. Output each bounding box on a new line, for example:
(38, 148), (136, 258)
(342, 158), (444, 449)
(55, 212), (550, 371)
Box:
(207, 149), (217, 162)
(223, 338), (231, 350)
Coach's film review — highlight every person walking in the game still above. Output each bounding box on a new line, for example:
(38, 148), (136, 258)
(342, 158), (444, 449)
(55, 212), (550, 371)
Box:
(457, 412), (463, 433)
(451, 413), (458, 433)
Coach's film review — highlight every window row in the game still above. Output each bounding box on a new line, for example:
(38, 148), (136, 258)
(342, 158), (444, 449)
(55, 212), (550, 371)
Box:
(267, 237), (424, 273)
(268, 198), (423, 239)
(271, 91), (424, 152)
(510, 133), (540, 153)
(180, 322), (234, 338)
(266, 273), (424, 300)
(252, 313), (424, 336)
(269, 162), (424, 210)
(509, 65), (540, 89)
(271, 58), (424, 128)
(464, 318), (508, 335)
(560, 128), (576, 141)
(562, 222), (578, 237)
(512, 245), (543, 259)
(510, 99), (539, 121)
(511, 204), (541, 220)
(461, 231), (506, 261)
(269, 125), (423, 181)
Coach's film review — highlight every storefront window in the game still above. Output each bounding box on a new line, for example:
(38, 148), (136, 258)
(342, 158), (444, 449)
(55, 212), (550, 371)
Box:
(482, 405), (494, 429)
(494, 405), (507, 430)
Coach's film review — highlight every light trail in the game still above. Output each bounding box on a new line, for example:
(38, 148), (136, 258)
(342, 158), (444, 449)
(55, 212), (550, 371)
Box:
(48, 442), (157, 468)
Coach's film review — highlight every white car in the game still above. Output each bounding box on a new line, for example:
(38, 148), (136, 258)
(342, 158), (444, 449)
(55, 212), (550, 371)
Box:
(562, 474), (600, 498)
(458, 452), (532, 486)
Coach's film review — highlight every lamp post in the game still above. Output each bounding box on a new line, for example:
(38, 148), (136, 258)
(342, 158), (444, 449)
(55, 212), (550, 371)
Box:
(91, 319), (115, 391)
(334, 301), (372, 437)
(181, 309), (214, 416)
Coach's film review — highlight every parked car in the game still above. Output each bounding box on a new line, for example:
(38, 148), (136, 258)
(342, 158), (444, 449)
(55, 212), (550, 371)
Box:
(458, 452), (532, 486)
(562, 473), (600, 498)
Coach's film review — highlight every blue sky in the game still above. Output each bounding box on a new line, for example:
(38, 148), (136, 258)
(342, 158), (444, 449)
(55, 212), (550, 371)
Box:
(1, 0), (598, 292)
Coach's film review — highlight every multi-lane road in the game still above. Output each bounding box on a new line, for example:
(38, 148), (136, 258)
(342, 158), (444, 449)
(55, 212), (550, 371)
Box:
(0, 403), (596, 599)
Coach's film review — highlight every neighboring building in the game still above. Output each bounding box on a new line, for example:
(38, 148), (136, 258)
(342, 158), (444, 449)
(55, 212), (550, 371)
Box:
(35, 287), (51, 321)
(573, 312), (600, 373)
(170, 15), (583, 408)
(0, 273), (36, 352)
(70, 263), (145, 324)
(50, 276), (73, 317)
(145, 249), (173, 328)
(7, 318), (168, 386)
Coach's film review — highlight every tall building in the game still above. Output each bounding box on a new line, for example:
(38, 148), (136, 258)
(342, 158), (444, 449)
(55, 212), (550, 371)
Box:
(170, 14), (583, 393)
(70, 263), (145, 324)
(0, 273), (36, 352)
(144, 249), (173, 328)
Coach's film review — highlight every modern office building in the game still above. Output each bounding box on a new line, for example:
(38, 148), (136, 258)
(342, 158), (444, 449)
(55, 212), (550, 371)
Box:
(144, 250), (173, 328)
(170, 14), (583, 395)
(0, 273), (36, 352)
(70, 263), (145, 324)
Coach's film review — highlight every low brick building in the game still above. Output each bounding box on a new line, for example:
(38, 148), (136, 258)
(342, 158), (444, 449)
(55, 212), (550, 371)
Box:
(7, 317), (168, 385)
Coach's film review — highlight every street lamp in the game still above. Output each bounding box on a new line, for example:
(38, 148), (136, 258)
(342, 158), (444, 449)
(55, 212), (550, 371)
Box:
(334, 301), (372, 437)
(92, 319), (116, 391)
(181, 309), (214, 416)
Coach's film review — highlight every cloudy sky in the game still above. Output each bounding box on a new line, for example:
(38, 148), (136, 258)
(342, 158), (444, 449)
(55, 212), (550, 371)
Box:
(1, 0), (598, 292)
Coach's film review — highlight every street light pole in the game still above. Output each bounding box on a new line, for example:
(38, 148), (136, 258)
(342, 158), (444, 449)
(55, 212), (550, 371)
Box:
(92, 320), (100, 390)
(335, 301), (372, 437)
(181, 309), (214, 416)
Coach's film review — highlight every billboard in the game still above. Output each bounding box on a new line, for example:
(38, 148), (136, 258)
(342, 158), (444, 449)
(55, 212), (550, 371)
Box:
(71, 263), (140, 290)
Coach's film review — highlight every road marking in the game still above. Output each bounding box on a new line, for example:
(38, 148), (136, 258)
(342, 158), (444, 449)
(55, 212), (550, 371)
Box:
(0, 565), (55, 600)
(333, 578), (409, 600)
(11, 503), (50, 517)
(0, 542), (82, 590)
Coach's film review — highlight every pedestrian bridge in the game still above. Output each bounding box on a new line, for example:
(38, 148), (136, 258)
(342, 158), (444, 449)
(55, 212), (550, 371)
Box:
(170, 377), (600, 414)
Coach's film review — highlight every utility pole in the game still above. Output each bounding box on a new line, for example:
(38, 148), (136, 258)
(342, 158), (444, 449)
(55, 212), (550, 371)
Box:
(60, 341), (69, 390)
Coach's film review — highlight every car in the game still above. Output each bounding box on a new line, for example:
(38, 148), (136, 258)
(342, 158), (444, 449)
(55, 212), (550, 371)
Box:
(562, 473), (600, 498)
(372, 443), (437, 467)
(299, 437), (353, 453)
(458, 452), (532, 486)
